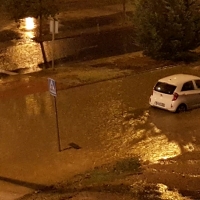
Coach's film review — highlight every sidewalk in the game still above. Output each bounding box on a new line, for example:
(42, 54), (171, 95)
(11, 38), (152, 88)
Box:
(42, 3), (134, 41)
(57, 3), (134, 21)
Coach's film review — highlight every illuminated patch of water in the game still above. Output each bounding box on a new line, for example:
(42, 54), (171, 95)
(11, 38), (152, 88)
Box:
(130, 135), (181, 163)
(157, 183), (191, 200)
(25, 17), (35, 30)
(19, 17), (37, 39)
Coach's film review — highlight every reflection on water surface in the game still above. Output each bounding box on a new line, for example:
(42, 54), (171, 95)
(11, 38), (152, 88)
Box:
(21, 17), (37, 39)
(101, 108), (183, 163)
(25, 17), (35, 30)
(157, 184), (190, 200)
(130, 134), (182, 163)
(25, 17), (36, 39)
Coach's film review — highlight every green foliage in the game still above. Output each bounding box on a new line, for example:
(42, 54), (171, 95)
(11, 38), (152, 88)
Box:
(4, 0), (58, 20)
(78, 157), (141, 186)
(133, 0), (200, 60)
(113, 157), (141, 173)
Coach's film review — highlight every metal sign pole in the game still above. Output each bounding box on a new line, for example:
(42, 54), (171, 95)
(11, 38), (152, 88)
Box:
(53, 96), (61, 152)
(48, 78), (61, 152)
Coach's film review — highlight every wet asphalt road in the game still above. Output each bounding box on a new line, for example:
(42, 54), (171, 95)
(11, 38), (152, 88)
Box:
(0, 65), (200, 199)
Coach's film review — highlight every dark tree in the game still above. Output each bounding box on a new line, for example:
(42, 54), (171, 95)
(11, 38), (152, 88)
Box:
(4, 0), (58, 20)
(133, 0), (200, 60)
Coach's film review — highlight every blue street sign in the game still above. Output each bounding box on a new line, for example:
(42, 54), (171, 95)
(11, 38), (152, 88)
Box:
(48, 78), (57, 96)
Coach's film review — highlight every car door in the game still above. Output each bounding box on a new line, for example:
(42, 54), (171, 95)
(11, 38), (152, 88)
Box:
(180, 81), (197, 109)
(193, 79), (200, 107)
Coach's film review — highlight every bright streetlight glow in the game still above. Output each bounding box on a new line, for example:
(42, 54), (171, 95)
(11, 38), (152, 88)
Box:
(25, 17), (35, 30)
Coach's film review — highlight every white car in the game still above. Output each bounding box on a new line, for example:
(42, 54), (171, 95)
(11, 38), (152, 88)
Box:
(149, 74), (200, 112)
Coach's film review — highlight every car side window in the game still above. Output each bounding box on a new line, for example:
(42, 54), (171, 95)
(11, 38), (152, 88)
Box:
(195, 80), (200, 89)
(181, 81), (194, 91)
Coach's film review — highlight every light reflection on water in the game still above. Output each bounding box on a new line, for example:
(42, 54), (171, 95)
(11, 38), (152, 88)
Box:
(157, 184), (190, 200)
(0, 16), (41, 72)
(25, 93), (52, 116)
(183, 143), (195, 152)
(25, 17), (35, 30)
(23, 17), (36, 39)
(100, 108), (182, 163)
(130, 134), (181, 163)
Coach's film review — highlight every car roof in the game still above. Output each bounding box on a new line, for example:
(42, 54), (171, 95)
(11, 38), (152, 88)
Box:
(158, 74), (200, 85)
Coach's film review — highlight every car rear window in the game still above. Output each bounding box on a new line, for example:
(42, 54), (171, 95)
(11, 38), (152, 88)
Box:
(154, 82), (176, 94)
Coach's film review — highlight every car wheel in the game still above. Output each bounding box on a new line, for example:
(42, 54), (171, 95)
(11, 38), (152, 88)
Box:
(176, 104), (187, 113)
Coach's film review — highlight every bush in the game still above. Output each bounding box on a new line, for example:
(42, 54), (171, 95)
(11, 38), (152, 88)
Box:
(172, 51), (200, 63)
(133, 0), (200, 61)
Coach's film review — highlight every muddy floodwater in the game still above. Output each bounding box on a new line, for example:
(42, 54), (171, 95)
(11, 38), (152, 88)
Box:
(0, 67), (200, 199)
(0, 16), (138, 73)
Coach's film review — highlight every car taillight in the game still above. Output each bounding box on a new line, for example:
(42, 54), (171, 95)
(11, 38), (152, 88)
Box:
(172, 93), (179, 101)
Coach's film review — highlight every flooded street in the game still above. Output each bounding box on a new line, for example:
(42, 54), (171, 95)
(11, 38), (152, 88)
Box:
(0, 1), (199, 199)
(0, 66), (200, 199)
(0, 16), (137, 73)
